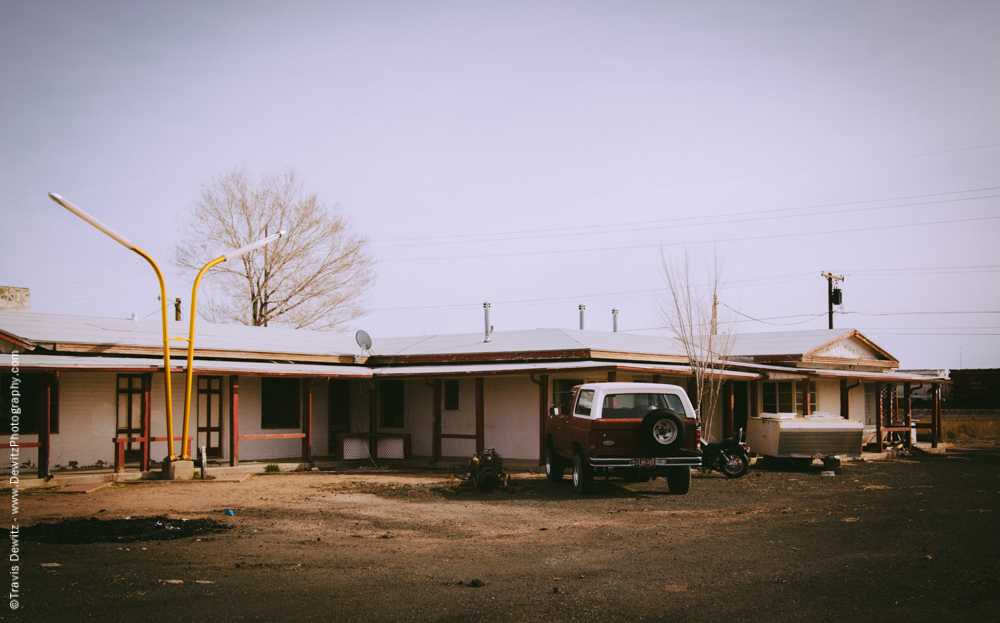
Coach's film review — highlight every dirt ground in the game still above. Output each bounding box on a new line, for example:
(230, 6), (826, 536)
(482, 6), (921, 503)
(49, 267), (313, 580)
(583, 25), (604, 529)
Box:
(4, 440), (1000, 623)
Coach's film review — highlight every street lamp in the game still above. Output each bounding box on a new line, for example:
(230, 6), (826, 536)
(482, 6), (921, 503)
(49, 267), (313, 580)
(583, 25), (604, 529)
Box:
(48, 193), (181, 460)
(179, 231), (286, 459)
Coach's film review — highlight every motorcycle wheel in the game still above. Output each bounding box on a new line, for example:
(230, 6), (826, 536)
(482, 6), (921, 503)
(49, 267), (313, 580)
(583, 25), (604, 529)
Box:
(720, 452), (749, 478)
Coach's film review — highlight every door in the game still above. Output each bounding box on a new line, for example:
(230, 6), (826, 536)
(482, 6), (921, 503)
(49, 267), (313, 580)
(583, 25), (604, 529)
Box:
(328, 379), (350, 456)
(196, 376), (223, 458)
(733, 382), (749, 435)
(116, 374), (146, 461)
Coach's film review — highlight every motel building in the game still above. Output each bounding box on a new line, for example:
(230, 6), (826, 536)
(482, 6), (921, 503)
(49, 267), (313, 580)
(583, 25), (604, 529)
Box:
(0, 311), (946, 484)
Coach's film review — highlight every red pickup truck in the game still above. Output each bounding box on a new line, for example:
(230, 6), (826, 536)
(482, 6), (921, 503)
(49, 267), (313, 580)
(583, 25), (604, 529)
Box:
(544, 382), (701, 494)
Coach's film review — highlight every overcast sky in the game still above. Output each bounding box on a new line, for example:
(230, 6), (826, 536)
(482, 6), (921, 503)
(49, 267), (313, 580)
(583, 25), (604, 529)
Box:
(2, 1), (998, 369)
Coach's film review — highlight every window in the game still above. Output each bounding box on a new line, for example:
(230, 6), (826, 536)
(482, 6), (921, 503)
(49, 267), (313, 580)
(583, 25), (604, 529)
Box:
(444, 380), (460, 410)
(261, 377), (300, 429)
(1, 372), (59, 435)
(762, 380), (816, 414)
(553, 379), (583, 413)
(574, 390), (595, 416)
(864, 384), (878, 427)
(762, 381), (795, 413)
(601, 392), (687, 419)
(380, 380), (405, 428)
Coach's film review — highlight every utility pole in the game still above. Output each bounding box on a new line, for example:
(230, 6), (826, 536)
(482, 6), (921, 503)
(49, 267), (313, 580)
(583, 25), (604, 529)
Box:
(711, 295), (718, 335)
(821, 272), (844, 329)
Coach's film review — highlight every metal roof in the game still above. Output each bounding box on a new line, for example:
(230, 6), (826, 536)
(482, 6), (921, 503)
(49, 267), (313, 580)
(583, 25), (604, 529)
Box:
(373, 328), (687, 359)
(0, 311), (362, 358)
(0, 354), (373, 377)
(726, 359), (947, 383)
(729, 328), (897, 363)
(373, 360), (758, 379)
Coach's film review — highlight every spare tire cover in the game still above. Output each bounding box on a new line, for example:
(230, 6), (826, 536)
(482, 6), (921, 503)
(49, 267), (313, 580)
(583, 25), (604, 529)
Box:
(639, 410), (686, 452)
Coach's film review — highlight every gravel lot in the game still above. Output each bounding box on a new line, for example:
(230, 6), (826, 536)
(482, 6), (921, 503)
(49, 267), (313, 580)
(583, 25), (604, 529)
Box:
(5, 440), (1000, 623)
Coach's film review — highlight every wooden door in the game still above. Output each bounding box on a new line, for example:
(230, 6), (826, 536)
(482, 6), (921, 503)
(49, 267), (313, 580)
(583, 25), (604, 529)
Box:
(197, 376), (223, 458)
(328, 380), (350, 455)
(116, 375), (145, 461)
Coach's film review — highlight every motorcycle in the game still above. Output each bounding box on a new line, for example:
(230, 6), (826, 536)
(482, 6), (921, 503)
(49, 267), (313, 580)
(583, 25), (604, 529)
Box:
(700, 429), (750, 478)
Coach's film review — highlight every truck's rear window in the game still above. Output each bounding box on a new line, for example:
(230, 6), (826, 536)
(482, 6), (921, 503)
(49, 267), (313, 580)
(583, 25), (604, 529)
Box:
(600, 393), (687, 419)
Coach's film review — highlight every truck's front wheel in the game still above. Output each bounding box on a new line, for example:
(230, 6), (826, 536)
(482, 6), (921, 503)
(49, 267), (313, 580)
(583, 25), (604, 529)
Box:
(545, 443), (565, 483)
(572, 451), (593, 494)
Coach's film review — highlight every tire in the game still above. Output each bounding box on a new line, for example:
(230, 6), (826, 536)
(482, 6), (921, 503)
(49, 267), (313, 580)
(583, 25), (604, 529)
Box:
(476, 468), (501, 493)
(545, 443), (565, 483)
(666, 466), (691, 495)
(572, 450), (593, 494)
(720, 452), (749, 478)
(639, 410), (686, 452)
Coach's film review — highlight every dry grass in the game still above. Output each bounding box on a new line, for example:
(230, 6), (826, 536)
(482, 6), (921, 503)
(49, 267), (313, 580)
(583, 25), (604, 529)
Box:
(942, 419), (1000, 440)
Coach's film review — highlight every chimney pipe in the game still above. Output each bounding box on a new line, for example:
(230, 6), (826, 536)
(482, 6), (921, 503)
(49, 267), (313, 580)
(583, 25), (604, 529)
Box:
(579, 304), (585, 330)
(483, 302), (491, 342)
(612, 308), (618, 332)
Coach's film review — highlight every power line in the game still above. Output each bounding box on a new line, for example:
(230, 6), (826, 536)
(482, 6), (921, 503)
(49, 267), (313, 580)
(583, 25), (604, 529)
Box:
(374, 188), (1000, 249)
(379, 214), (1000, 263)
(366, 142), (1000, 218)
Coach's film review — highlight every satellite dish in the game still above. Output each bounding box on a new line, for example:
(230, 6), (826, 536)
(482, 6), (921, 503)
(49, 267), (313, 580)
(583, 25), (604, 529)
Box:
(355, 329), (372, 351)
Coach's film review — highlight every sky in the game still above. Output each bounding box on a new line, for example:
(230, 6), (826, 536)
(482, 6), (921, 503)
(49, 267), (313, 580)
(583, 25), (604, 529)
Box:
(2, 1), (999, 370)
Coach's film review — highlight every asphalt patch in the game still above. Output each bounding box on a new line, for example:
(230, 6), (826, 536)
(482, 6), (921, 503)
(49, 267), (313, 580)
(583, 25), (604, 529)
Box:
(22, 516), (234, 544)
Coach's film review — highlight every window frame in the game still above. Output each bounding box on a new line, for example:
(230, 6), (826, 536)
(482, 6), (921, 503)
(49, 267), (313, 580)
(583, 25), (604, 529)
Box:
(1, 372), (59, 436)
(379, 380), (405, 429)
(443, 379), (460, 411)
(260, 377), (301, 430)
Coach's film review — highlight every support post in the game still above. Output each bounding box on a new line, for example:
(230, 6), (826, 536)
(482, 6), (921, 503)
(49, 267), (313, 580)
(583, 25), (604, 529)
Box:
(750, 381), (759, 419)
(369, 382), (378, 459)
(530, 374), (548, 465)
(801, 378), (812, 416)
(904, 383), (913, 449)
(475, 378), (485, 454)
(38, 374), (53, 480)
(607, 369), (617, 382)
(142, 373), (151, 471)
(875, 383), (884, 452)
(932, 384), (941, 448)
(303, 379), (313, 463)
(432, 379), (442, 463)
(724, 381), (734, 439)
(229, 375), (239, 467)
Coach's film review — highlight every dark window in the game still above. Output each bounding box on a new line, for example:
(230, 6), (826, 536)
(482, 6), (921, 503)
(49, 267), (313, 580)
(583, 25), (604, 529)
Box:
(553, 379), (583, 414)
(2, 372), (59, 435)
(444, 380), (460, 411)
(380, 380), (404, 428)
(261, 377), (300, 429)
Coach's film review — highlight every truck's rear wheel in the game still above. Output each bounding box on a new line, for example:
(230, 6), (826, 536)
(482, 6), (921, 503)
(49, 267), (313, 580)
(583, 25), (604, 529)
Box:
(666, 466), (691, 494)
(545, 443), (565, 483)
(572, 451), (593, 494)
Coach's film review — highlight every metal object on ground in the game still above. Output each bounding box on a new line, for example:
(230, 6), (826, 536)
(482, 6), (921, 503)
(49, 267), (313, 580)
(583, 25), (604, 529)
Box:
(452, 448), (508, 492)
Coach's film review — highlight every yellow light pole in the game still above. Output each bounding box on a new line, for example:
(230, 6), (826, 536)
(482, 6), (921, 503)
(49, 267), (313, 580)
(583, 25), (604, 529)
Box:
(48, 193), (181, 460)
(179, 231), (285, 459)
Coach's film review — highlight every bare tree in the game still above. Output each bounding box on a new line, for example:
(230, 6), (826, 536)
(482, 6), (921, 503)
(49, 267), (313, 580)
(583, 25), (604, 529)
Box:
(173, 169), (376, 331)
(658, 249), (736, 441)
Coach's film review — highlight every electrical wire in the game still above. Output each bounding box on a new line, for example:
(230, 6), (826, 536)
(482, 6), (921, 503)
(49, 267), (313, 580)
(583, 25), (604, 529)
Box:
(379, 214), (1000, 263)
(375, 191), (1000, 249)
(366, 142), (1000, 218)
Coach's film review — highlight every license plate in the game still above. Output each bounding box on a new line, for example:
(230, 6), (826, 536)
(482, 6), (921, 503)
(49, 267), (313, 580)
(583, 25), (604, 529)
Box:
(636, 458), (655, 467)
